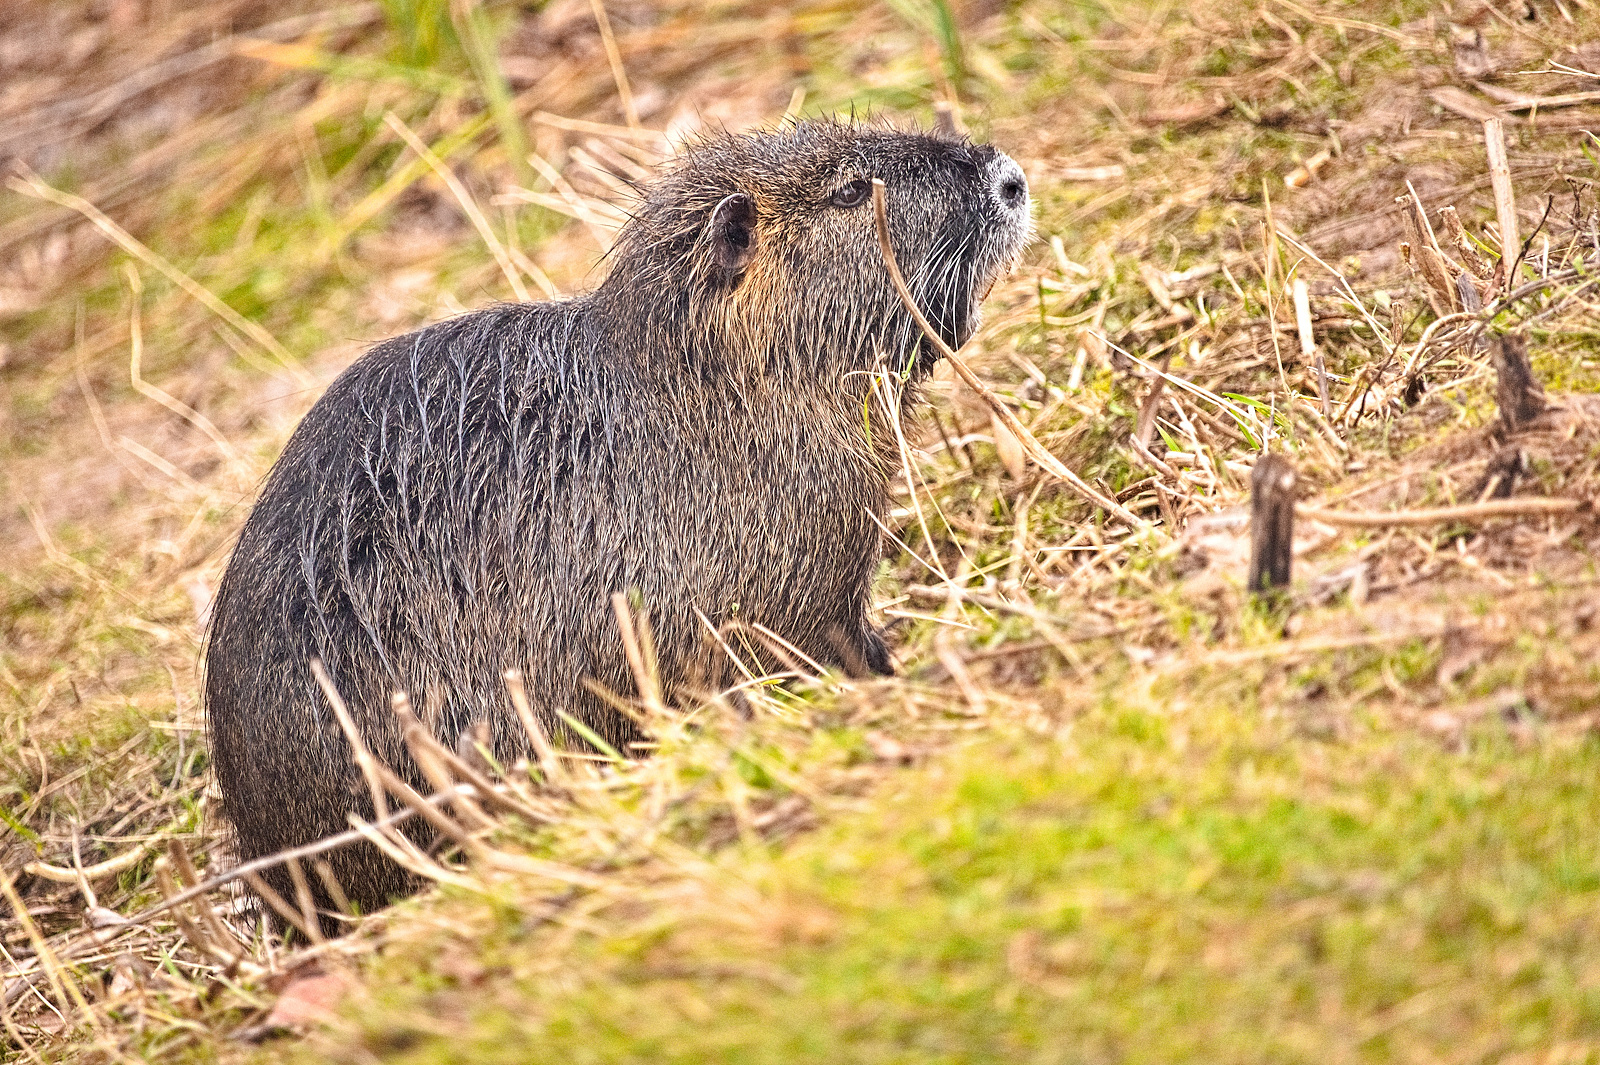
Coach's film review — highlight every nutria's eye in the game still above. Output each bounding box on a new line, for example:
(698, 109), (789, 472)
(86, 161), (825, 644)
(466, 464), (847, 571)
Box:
(829, 179), (872, 209)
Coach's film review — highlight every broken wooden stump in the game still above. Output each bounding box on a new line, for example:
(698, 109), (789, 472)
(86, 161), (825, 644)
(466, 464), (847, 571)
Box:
(1469, 445), (1528, 502)
(1397, 189), (1460, 317)
(1248, 454), (1297, 596)
(1492, 334), (1545, 431)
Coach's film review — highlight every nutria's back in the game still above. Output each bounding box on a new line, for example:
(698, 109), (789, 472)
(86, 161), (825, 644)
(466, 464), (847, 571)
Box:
(205, 119), (1032, 929)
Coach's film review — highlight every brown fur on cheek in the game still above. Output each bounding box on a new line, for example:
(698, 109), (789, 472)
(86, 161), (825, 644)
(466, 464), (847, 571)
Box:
(719, 258), (786, 375)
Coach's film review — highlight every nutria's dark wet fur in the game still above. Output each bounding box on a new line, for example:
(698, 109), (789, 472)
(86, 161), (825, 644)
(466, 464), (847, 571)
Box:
(205, 119), (1032, 928)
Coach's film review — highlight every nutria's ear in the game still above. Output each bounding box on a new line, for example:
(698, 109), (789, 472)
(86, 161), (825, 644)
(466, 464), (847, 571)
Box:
(709, 193), (757, 273)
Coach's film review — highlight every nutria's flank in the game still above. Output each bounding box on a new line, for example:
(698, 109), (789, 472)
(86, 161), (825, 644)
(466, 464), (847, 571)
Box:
(205, 119), (1032, 928)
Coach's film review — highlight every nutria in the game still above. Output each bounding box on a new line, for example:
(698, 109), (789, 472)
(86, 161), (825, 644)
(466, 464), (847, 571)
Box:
(205, 118), (1032, 928)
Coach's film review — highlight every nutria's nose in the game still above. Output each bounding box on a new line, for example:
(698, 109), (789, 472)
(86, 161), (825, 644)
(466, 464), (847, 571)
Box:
(989, 155), (1029, 213)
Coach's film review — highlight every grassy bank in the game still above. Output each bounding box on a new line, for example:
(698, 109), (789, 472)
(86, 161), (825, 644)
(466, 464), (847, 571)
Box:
(321, 672), (1600, 1063)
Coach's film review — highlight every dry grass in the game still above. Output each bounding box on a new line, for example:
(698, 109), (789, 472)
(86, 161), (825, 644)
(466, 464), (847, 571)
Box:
(3, 0), (1600, 1059)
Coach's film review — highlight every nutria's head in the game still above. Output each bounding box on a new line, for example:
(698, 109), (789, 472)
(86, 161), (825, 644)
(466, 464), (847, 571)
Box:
(595, 119), (1033, 382)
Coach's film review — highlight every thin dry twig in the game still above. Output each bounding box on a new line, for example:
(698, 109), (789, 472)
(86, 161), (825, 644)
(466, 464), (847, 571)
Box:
(241, 870), (317, 942)
(1291, 276), (1330, 417)
(122, 265), (239, 460)
(1, 872), (99, 1029)
(284, 859), (326, 945)
(310, 658), (390, 823)
(588, 0), (641, 129)
(167, 838), (244, 961)
(118, 797), (450, 927)
(1484, 117), (1520, 268)
(24, 840), (160, 884)
(869, 180), (1143, 528)
(7, 165), (310, 385)
(153, 857), (227, 961)
(1298, 497), (1584, 527)
(611, 593), (666, 718)
(392, 693), (497, 832)
(384, 112), (534, 303)
(505, 670), (567, 788)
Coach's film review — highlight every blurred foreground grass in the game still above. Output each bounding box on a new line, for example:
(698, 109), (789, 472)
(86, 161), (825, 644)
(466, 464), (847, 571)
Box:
(329, 668), (1600, 1064)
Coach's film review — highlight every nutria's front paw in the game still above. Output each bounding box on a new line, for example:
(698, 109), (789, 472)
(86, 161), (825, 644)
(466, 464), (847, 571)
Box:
(823, 624), (895, 677)
(861, 626), (894, 676)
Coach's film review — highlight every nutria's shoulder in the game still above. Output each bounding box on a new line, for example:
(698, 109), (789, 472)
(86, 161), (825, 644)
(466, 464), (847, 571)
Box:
(315, 300), (587, 404)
